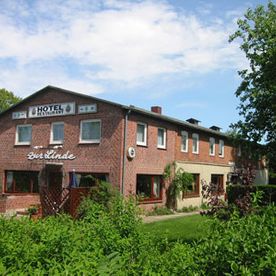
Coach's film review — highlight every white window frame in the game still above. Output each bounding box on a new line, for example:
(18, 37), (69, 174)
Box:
(192, 133), (199, 154)
(209, 137), (215, 156)
(219, 139), (224, 157)
(157, 127), (166, 149)
(79, 119), (101, 144)
(136, 122), (147, 146)
(181, 131), (188, 152)
(15, 124), (32, 146)
(50, 122), (64, 144)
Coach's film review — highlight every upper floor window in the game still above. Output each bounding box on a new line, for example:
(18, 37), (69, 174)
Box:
(137, 122), (147, 146)
(50, 122), (64, 144)
(181, 131), (188, 152)
(80, 119), (101, 143)
(209, 137), (215, 156)
(157, 127), (166, 149)
(192, 133), (199, 154)
(219, 139), (224, 157)
(16, 124), (32, 145)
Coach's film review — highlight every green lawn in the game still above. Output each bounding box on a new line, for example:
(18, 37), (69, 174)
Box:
(141, 215), (210, 243)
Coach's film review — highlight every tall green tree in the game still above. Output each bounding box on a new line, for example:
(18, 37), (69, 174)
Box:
(229, 1), (276, 165)
(0, 88), (21, 113)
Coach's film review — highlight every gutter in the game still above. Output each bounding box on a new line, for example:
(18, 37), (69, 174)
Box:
(121, 109), (131, 195)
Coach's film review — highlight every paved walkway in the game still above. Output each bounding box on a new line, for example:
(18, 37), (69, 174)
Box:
(142, 211), (201, 224)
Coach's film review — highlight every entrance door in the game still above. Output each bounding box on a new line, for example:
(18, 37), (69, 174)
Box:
(47, 171), (63, 204)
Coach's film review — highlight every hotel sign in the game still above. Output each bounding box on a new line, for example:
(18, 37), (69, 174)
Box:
(27, 150), (76, 160)
(12, 111), (27, 120)
(28, 102), (75, 118)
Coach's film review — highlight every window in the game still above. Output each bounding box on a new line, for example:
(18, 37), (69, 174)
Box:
(15, 124), (32, 145)
(181, 131), (188, 152)
(192, 133), (199, 154)
(219, 139), (224, 157)
(157, 128), (166, 149)
(136, 122), (147, 146)
(69, 172), (108, 188)
(211, 174), (224, 194)
(209, 137), (215, 156)
(50, 122), (64, 144)
(80, 119), (101, 143)
(5, 171), (39, 193)
(183, 174), (200, 198)
(136, 175), (162, 201)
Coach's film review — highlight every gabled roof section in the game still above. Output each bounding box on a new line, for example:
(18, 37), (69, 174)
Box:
(0, 85), (228, 138)
(127, 105), (228, 138)
(0, 85), (128, 117)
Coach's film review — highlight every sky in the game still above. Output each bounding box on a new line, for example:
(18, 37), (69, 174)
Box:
(0, 0), (271, 131)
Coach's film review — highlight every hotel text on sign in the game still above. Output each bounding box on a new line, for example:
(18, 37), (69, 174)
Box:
(28, 102), (75, 118)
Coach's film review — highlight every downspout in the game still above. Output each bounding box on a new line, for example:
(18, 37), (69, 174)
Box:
(121, 109), (131, 195)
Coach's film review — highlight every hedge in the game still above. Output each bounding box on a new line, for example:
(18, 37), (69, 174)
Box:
(227, 184), (276, 205)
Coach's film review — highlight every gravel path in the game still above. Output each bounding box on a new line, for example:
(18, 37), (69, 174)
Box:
(142, 211), (201, 224)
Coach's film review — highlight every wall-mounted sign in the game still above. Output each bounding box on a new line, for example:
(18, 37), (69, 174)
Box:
(27, 150), (76, 160)
(28, 102), (75, 118)
(12, 111), (27, 120)
(78, 104), (97, 114)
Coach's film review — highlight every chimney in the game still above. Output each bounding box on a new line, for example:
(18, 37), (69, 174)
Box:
(210, 125), (221, 132)
(186, 118), (201, 125)
(151, 106), (162, 114)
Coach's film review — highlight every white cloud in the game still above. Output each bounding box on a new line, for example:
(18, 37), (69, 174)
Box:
(0, 0), (245, 95)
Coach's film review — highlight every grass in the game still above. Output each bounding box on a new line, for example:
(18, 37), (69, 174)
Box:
(141, 214), (210, 243)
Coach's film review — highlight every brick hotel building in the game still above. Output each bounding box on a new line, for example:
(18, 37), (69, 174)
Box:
(0, 86), (268, 213)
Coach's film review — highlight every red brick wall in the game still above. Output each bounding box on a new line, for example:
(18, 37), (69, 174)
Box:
(5, 194), (40, 211)
(123, 113), (177, 207)
(0, 86), (238, 211)
(175, 128), (236, 165)
(0, 88), (124, 204)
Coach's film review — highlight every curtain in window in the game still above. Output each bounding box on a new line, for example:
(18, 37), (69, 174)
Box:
(53, 124), (64, 141)
(137, 124), (145, 143)
(18, 126), (31, 142)
(158, 129), (164, 146)
(82, 121), (100, 140)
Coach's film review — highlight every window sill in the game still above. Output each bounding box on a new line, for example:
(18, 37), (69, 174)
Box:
(138, 199), (163, 204)
(49, 142), (64, 145)
(136, 143), (147, 148)
(4, 192), (39, 195)
(183, 193), (200, 198)
(192, 152), (199, 155)
(14, 143), (31, 146)
(157, 146), (166, 150)
(181, 150), (188, 153)
(79, 141), (100, 144)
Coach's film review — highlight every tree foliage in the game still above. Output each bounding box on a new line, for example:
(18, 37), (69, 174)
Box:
(0, 88), (21, 113)
(229, 2), (276, 163)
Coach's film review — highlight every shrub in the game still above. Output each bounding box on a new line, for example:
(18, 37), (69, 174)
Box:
(227, 184), (276, 205)
(147, 206), (174, 216)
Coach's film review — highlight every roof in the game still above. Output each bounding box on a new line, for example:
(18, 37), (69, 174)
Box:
(0, 85), (228, 138)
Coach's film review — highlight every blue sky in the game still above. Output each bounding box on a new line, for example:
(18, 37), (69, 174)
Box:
(0, 0), (270, 131)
